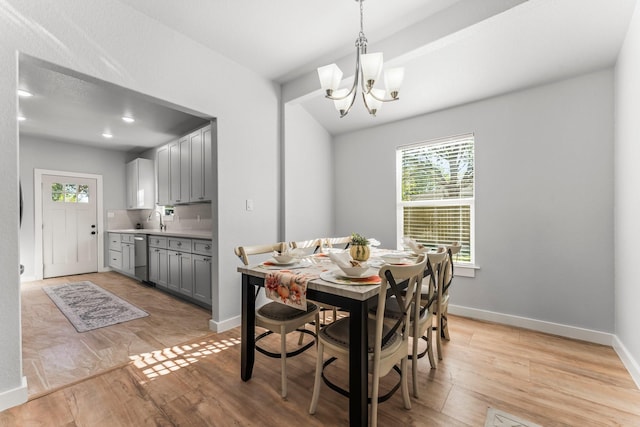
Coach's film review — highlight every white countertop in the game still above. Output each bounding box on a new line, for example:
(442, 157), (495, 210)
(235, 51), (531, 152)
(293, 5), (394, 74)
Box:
(107, 229), (212, 240)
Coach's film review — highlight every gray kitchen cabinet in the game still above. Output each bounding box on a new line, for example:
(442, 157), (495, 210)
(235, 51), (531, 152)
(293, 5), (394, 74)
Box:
(109, 233), (134, 275)
(192, 254), (212, 304)
(190, 124), (213, 202)
(152, 235), (212, 307)
(121, 242), (135, 275)
(148, 236), (168, 289)
(120, 234), (135, 276)
(126, 158), (154, 209)
(156, 144), (170, 206)
(167, 136), (190, 205)
(167, 237), (192, 296)
(108, 233), (122, 270)
(179, 136), (190, 204)
(156, 124), (212, 206)
(167, 249), (192, 296)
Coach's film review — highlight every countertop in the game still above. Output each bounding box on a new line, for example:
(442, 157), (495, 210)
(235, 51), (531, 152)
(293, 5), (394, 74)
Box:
(107, 229), (213, 240)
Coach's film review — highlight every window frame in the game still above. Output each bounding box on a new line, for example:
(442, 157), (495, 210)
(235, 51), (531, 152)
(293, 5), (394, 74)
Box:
(396, 133), (477, 271)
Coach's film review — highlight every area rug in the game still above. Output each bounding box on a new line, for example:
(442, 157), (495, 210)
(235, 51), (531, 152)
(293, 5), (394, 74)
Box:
(43, 281), (149, 332)
(485, 407), (542, 427)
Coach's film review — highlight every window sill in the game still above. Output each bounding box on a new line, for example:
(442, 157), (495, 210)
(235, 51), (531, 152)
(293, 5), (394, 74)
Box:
(454, 263), (479, 278)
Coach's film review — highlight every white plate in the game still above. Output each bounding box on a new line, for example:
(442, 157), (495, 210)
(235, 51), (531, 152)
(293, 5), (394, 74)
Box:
(319, 271), (381, 285)
(334, 268), (377, 279)
(269, 258), (297, 266)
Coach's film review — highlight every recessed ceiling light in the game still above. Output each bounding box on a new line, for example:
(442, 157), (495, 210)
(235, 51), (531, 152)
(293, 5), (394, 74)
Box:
(122, 116), (135, 123)
(102, 132), (113, 139)
(17, 116), (26, 121)
(17, 89), (33, 97)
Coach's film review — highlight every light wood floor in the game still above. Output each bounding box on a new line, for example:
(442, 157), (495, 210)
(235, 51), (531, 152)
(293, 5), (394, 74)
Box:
(2, 272), (640, 426)
(20, 272), (213, 398)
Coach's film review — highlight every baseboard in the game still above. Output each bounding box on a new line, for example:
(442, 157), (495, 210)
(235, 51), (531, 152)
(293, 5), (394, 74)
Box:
(0, 376), (28, 412)
(612, 335), (640, 389)
(449, 304), (614, 346)
(209, 315), (240, 333)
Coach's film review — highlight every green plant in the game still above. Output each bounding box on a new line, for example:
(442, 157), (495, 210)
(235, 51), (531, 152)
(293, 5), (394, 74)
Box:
(350, 233), (369, 246)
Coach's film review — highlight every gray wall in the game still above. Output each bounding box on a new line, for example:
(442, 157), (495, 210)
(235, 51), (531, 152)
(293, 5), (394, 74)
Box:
(615, 2), (640, 385)
(19, 136), (129, 278)
(334, 69), (614, 333)
(0, 0), (278, 409)
(284, 104), (334, 241)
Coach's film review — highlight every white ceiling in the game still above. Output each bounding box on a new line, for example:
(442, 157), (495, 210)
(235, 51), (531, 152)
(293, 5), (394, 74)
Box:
(18, 0), (638, 149)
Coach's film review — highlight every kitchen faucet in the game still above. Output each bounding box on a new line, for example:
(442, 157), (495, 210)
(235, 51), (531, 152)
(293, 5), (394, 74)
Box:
(147, 210), (166, 231)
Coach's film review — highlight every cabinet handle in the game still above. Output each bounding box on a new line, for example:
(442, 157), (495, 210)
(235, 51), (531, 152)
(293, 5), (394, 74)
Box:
(205, 245), (211, 250)
(177, 242), (182, 246)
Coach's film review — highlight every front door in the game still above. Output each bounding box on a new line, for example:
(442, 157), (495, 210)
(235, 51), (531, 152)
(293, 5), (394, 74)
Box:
(42, 174), (98, 278)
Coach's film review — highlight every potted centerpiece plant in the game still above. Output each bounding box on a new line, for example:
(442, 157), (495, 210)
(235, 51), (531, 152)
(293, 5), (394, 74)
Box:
(350, 233), (370, 261)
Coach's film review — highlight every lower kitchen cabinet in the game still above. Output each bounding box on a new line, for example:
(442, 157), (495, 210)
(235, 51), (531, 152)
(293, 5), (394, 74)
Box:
(192, 254), (212, 305)
(145, 234), (213, 308)
(168, 250), (193, 297)
(148, 247), (168, 289)
(121, 242), (135, 276)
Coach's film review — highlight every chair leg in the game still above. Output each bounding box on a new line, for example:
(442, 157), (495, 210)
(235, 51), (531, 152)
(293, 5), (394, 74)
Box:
(280, 325), (287, 398)
(435, 305), (443, 360)
(426, 322), (436, 369)
(309, 341), (324, 414)
(371, 370), (380, 427)
(401, 357), (411, 410)
(412, 335), (419, 398)
(332, 306), (337, 322)
(441, 307), (450, 341)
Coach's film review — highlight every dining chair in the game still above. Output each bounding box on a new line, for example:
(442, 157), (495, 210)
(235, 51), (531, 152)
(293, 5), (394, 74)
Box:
(323, 236), (352, 250)
(290, 238), (322, 255)
(290, 238), (338, 327)
(309, 255), (428, 427)
(437, 242), (461, 344)
(372, 252), (440, 397)
(235, 243), (320, 398)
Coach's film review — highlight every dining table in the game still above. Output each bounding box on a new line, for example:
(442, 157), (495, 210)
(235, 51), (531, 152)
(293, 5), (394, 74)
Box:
(237, 249), (414, 427)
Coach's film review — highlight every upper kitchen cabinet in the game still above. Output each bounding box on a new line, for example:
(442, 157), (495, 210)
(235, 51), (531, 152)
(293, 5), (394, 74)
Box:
(156, 144), (170, 206)
(190, 125), (213, 202)
(126, 158), (154, 209)
(156, 124), (212, 206)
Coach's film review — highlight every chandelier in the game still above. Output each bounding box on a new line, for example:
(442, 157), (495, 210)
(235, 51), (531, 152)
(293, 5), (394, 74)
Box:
(317, 0), (405, 118)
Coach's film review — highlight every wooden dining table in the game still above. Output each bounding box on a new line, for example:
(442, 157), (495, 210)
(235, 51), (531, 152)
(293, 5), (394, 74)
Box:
(237, 255), (391, 427)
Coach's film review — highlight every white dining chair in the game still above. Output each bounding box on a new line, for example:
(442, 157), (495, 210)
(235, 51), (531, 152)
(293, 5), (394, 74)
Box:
(309, 254), (427, 426)
(436, 242), (461, 345)
(235, 243), (320, 398)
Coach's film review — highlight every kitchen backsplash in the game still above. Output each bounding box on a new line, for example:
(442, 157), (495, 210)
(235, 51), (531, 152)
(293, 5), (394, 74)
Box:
(107, 204), (212, 232)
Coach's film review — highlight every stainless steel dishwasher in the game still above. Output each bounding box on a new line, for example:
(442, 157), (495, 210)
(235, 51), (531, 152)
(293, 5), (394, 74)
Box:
(134, 234), (148, 281)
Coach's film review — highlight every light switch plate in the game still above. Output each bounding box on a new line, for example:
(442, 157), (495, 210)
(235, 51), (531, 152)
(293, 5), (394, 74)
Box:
(246, 199), (254, 211)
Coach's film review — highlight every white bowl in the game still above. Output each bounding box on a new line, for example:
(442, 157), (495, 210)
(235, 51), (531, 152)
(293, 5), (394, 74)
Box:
(380, 254), (407, 264)
(337, 263), (370, 277)
(273, 254), (295, 264)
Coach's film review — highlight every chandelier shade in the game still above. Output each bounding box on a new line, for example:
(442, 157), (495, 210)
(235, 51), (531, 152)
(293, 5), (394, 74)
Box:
(317, 0), (404, 118)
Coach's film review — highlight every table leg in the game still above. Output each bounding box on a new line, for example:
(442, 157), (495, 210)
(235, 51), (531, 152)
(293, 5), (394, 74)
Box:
(241, 273), (256, 381)
(349, 300), (368, 426)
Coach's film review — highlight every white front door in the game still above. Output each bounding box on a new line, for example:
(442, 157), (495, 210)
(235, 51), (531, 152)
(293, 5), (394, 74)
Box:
(42, 174), (98, 278)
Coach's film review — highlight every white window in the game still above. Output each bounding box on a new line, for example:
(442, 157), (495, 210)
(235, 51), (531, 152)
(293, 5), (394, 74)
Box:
(397, 133), (475, 264)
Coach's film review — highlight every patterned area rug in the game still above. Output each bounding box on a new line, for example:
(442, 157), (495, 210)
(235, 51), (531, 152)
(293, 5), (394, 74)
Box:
(43, 281), (148, 332)
(485, 408), (542, 427)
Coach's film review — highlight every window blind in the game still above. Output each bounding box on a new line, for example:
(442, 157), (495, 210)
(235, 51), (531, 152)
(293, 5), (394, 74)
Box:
(398, 134), (474, 263)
